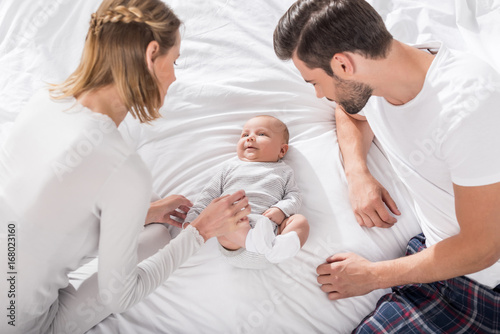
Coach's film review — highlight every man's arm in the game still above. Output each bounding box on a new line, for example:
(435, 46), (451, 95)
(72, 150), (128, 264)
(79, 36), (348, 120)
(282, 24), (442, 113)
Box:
(335, 105), (400, 228)
(317, 182), (500, 299)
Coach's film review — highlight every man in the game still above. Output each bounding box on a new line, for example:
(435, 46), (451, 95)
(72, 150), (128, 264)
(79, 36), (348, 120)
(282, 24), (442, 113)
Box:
(274, 0), (500, 332)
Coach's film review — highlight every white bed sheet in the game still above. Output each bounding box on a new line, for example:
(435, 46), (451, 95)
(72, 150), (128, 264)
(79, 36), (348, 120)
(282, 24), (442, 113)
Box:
(0, 0), (498, 333)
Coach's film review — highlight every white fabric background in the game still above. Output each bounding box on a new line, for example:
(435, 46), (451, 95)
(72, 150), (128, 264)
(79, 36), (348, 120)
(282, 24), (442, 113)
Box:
(0, 0), (498, 332)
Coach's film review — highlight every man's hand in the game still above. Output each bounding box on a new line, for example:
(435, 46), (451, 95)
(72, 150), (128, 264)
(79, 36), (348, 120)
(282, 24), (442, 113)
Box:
(335, 105), (400, 228)
(146, 195), (193, 227)
(316, 253), (379, 300)
(347, 171), (400, 228)
(263, 207), (286, 225)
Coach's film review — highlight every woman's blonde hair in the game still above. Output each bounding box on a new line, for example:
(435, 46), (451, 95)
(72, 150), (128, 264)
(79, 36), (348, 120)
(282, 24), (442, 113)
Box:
(50, 0), (181, 123)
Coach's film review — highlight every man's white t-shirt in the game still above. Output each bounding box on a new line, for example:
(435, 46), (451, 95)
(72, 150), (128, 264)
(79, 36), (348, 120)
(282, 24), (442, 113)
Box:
(363, 42), (500, 288)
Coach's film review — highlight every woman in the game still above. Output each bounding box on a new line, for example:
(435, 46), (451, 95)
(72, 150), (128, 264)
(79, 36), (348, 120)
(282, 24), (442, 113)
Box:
(0, 0), (249, 333)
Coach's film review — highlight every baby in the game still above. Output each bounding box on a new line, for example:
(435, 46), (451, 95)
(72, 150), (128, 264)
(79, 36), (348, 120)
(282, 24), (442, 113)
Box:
(185, 115), (309, 267)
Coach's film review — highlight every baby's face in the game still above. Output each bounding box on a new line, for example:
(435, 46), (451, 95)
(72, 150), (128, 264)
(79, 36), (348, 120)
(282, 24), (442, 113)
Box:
(237, 117), (288, 162)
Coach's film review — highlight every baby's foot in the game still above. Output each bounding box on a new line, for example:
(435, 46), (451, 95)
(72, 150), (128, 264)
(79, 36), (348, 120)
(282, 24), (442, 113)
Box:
(245, 215), (301, 263)
(265, 231), (300, 263)
(245, 215), (274, 254)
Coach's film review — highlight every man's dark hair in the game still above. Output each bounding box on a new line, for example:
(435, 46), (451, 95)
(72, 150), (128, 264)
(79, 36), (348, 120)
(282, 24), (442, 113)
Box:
(274, 0), (393, 76)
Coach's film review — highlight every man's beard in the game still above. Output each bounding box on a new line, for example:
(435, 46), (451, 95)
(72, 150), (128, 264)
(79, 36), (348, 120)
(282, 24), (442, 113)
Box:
(333, 74), (373, 115)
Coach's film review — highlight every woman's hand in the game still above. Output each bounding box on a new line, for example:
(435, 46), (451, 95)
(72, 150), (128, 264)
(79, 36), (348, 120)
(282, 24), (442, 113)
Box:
(190, 190), (251, 241)
(145, 195), (193, 228)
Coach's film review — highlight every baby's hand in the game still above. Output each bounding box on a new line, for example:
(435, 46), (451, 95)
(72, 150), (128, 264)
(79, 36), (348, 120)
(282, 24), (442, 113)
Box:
(263, 207), (286, 225)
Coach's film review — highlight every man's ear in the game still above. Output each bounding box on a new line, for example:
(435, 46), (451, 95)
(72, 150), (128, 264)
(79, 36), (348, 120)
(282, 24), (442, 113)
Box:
(330, 53), (354, 78)
(146, 41), (161, 72)
(279, 144), (289, 159)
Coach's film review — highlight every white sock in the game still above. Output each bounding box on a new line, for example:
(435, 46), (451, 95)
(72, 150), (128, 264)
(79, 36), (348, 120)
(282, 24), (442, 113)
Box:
(265, 231), (301, 263)
(245, 228), (259, 253)
(245, 216), (275, 254)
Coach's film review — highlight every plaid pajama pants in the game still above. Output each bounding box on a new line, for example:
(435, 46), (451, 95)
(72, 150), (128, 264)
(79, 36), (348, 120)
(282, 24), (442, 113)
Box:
(354, 234), (500, 333)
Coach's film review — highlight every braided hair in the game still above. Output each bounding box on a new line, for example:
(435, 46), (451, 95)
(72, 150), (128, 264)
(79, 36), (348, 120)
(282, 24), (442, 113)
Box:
(50, 0), (181, 123)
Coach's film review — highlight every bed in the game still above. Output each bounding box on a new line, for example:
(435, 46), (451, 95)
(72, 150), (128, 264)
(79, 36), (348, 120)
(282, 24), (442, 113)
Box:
(0, 0), (498, 332)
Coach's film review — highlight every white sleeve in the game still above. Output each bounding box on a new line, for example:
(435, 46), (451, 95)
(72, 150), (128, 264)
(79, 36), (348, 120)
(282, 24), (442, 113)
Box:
(95, 154), (204, 313)
(272, 167), (302, 217)
(54, 225), (203, 334)
(51, 154), (204, 333)
(442, 94), (500, 187)
(150, 191), (161, 202)
(185, 167), (225, 223)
